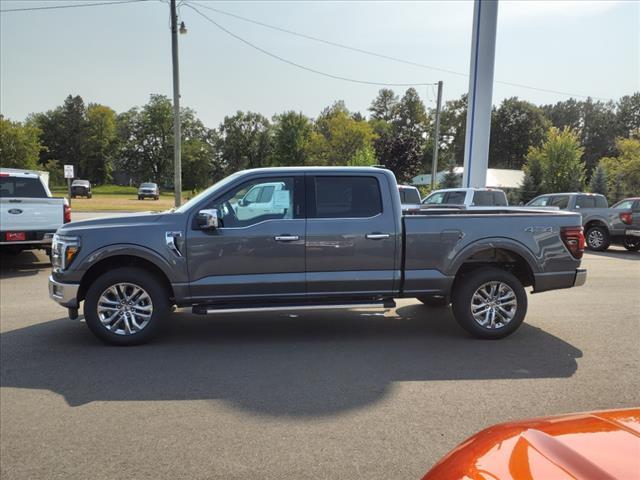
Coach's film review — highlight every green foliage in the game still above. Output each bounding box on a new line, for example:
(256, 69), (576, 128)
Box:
(0, 116), (42, 170)
(83, 104), (117, 183)
(271, 111), (312, 166)
(347, 144), (376, 166)
(489, 97), (549, 169)
(518, 154), (544, 202)
(525, 127), (585, 193)
(372, 88), (429, 182)
(437, 94), (467, 165)
(217, 111), (272, 174)
(588, 165), (608, 196)
(599, 137), (640, 200)
(438, 159), (459, 189)
(307, 104), (376, 166)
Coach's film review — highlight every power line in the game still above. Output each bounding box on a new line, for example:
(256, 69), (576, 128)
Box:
(185, 3), (436, 88)
(188, 1), (609, 100)
(0, 0), (151, 13)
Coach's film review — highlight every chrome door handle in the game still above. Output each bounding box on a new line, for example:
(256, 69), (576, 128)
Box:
(275, 235), (299, 242)
(366, 233), (390, 240)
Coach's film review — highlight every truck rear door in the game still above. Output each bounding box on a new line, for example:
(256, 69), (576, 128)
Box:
(305, 173), (400, 298)
(0, 175), (63, 233)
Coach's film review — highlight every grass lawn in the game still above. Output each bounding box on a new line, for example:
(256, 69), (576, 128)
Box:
(50, 185), (190, 212)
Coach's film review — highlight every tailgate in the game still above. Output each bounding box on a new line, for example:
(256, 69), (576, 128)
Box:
(0, 198), (64, 231)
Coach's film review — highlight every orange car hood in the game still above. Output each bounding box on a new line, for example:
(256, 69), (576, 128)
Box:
(422, 408), (640, 480)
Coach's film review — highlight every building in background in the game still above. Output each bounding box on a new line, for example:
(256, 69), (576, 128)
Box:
(412, 168), (524, 192)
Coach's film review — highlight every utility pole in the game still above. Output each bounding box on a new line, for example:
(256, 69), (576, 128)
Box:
(170, 0), (182, 207)
(431, 80), (443, 190)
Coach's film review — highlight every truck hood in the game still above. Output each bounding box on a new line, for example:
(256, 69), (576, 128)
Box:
(422, 408), (640, 480)
(57, 211), (167, 234)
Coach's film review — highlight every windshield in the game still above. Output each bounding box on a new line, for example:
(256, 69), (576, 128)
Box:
(72, 180), (89, 186)
(140, 183), (157, 188)
(174, 172), (244, 214)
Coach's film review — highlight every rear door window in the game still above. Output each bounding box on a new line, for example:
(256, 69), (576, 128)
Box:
(400, 189), (421, 204)
(0, 177), (47, 198)
(576, 195), (596, 208)
(311, 176), (382, 218)
(549, 195), (570, 209)
(445, 191), (466, 205)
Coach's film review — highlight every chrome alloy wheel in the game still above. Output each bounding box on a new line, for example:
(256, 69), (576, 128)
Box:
(97, 283), (153, 335)
(587, 229), (604, 249)
(470, 281), (517, 329)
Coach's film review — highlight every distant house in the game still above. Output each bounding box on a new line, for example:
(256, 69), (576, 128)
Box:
(412, 168), (524, 191)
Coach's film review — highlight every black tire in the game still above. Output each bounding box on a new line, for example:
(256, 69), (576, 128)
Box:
(416, 295), (448, 307)
(87, 194), (92, 199)
(624, 238), (640, 251)
(154, 196), (159, 201)
(84, 267), (169, 345)
(451, 267), (527, 339)
(138, 195), (143, 200)
(585, 226), (610, 251)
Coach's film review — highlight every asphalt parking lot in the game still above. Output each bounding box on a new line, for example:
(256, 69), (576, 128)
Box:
(1, 242), (639, 479)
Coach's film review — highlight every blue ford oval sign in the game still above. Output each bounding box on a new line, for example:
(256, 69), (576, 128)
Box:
(8, 209), (23, 215)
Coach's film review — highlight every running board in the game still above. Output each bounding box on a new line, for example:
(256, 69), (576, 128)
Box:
(192, 299), (396, 315)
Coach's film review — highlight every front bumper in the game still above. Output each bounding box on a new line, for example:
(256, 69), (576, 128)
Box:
(48, 275), (80, 308)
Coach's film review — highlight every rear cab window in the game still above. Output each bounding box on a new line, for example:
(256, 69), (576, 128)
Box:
(472, 190), (507, 206)
(0, 176), (48, 198)
(400, 188), (421, 204)
(576, 195), (607, 208)
(310, 176), (382, 218)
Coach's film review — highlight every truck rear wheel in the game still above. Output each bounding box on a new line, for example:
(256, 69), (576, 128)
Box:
(452, 267), (527, 339)
(84, 267), (169, 345)
(585, 226), (610, 251)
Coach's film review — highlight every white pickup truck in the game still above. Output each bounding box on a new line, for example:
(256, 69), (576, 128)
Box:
(0, 168), (70, 255)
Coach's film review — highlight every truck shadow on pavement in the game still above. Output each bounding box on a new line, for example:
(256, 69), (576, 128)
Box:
(0, 250), (50, 279)
(0, 306), (582, 416)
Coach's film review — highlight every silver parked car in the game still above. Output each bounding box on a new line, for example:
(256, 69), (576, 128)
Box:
(138, 182), (159, 200)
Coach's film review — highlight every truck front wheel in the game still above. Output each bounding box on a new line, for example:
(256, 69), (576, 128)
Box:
(84, 267), (169, 345)
(452, 267), (527, 339)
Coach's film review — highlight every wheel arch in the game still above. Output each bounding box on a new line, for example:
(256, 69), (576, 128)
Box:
(77, 247), (175, 302)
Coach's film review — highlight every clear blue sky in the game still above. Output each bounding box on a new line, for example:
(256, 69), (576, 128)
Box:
(1, 0), (638, 128)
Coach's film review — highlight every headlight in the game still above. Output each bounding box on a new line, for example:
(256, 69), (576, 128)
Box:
(52, 234), (81, 271)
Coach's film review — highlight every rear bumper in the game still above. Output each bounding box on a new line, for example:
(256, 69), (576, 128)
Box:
(48, 275), (80, 308)
(0, 231), (55, 246)
(533, 268), (587, 293)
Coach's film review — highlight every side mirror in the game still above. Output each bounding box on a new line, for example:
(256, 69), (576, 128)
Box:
(197, 209), (220, 230)
(238, 198), (246, 207)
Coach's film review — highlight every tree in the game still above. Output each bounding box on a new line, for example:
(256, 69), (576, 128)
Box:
(0, 116), (42, 170)
(369, 89), (399, 122)
(347, 144), (376, 166)
(83, 104), (117, 183)
(438, 158), (459, 189)
(588, 165), (608, 196)
(438, 94), (467, 165)
(489, 97), (549, 169)
(307, 103), (376, 166)
(217, 111), (272, 175)
(58, 95), (88, 176)
(372, 88), (429, 182)
(270, 111), (312, 166)
(599, 137), (640, 200)
(518, 154), (543, 202)
(541, 98), (582, 132)
(616, 93), (640, 138)
(525, 127), (585, 193)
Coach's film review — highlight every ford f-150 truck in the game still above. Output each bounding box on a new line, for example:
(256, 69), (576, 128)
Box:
(48, 167), (587, 345)
(1, 168), (70, 255)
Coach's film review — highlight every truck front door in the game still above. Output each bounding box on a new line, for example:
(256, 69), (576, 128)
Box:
(305, 173), (399, 298)
(186, 175), (305, 303)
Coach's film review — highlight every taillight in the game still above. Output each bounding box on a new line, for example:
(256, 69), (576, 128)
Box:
(64, 204), (71, 223)
(620, 212), (633, 225)
(561, 226), (585, 259)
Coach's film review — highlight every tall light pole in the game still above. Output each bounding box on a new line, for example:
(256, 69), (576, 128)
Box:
(431, 80), (443, 190)
(170, 0), (185, 207)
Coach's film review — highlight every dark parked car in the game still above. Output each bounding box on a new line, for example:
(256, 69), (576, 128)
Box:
(138, 182), (159, 200)
(70, 179), (91, 198)
(49, 167), (586, 346)
(526, 192), (639, 251)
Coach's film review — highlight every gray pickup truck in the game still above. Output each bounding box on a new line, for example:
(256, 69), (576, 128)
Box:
(526, 192), (637, 251)
(49, 167), (587, 345)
